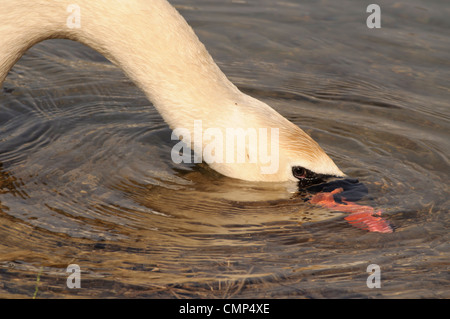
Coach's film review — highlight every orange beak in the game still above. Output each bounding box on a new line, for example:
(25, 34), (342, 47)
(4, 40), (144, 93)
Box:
(310, 188), (393, 233)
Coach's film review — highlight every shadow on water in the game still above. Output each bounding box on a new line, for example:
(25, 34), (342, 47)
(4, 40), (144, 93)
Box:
(0, 0), (449, 298)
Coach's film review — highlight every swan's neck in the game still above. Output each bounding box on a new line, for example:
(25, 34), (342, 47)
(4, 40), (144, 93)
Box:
(0, 0), (240, 128)
(0, 0), (345, 181)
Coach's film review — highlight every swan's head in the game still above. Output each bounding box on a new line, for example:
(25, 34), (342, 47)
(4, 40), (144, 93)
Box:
(283, 139), (345, 186)
(276, 110), (345, 185)
(275, 120), (345, 186)
(196, 95), (345, 185)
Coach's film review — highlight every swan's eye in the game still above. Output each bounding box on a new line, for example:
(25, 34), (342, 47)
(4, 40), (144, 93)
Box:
(292, 166), (335, 188)
(292, 166), (307, 179)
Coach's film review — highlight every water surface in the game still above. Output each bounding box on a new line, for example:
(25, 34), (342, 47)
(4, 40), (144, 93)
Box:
(0, 0), (448, 298)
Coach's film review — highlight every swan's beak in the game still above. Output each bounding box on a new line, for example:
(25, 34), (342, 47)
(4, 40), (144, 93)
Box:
(304, 178), (369, 202)
(304, 178), (393, 233)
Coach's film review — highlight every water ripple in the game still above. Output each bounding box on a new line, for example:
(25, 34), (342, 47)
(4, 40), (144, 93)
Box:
(0, 1), (448, 298)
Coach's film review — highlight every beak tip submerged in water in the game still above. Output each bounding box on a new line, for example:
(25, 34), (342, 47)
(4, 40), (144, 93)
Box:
(303, 176), (369, 202)
(302, 177), (394, 234)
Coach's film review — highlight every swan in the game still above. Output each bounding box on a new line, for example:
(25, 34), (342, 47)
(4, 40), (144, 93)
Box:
(0, 0), (344, 183)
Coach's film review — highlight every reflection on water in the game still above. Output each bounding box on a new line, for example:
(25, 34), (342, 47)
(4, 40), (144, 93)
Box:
(0, 0), (449, 298)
